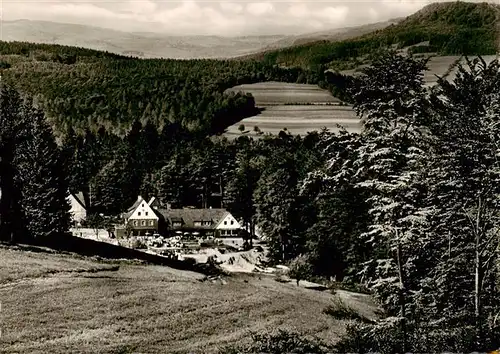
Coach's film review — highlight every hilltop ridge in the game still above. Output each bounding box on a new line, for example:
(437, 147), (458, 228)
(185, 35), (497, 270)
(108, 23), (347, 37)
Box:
(248, 1), (500, 70)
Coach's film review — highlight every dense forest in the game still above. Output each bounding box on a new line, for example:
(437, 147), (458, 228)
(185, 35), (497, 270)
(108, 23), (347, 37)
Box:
(0, 41), (326, 136)
(247, 2), (500, 70)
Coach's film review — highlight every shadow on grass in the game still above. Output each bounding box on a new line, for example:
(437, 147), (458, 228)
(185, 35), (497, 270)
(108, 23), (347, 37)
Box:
(3, 235), (223, 276)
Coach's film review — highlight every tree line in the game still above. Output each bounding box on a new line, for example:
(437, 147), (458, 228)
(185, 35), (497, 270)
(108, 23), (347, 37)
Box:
(308, 53), (500, 352)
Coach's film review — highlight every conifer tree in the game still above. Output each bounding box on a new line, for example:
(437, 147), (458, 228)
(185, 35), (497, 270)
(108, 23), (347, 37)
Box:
(0, 84), (24, 242)
(14, 98), (71, 240)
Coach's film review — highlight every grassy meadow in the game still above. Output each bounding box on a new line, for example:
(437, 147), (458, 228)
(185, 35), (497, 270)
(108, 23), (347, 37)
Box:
(0, 244), (377, 354)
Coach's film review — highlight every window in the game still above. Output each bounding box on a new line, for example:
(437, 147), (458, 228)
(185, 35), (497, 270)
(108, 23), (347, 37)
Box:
(138, 212), (141, 216)
(145, 212), (148, 216)
(224, 221), (227, 225)
(194, 221), (202, 227)
(141, 220), (146, 226)
(204, 221), (211, 226)
(142, 204), (145, 207)
(173, 222), (181, 227)
(149, 220), (154, 226)
(230, 220), (234, 225)
(133, 220), (138, 226)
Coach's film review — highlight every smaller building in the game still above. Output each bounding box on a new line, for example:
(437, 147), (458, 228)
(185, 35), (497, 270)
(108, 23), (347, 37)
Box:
(122, 196), (163, 236)
(67, 192), (87, 227)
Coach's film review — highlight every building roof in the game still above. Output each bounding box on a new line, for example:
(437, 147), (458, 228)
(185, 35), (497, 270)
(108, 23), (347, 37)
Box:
(157, 208), (229, 230)
(124, 196), (145, 219)
(70, 191), (87, 209)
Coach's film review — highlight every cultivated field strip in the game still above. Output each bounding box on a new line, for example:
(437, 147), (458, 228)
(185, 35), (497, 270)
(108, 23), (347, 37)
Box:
(225, 82), (360, 137)
(228, 82), (342, 105)
(224, 55), (498, 139)
(423, 55), (498, 86)
(340, 55), (499, 87)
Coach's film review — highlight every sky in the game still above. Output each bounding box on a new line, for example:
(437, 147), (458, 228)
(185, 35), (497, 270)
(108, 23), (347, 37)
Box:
(0, 0), (496, 36)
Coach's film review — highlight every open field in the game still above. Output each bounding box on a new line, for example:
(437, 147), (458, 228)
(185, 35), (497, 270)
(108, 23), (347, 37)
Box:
(225, 82), (360, 138)
(225, 56), (499, 138)
(0, 244), (377, 354)
(225, 105), (360, 137)
(227, 82), (342, 106)
(341, 55), (499, 87)
(423, 55), (498, 87)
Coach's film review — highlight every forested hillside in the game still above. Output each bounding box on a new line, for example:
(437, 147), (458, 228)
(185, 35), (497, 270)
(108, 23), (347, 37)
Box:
(249, 2), (500, 70)
(0, 41), (321, 136)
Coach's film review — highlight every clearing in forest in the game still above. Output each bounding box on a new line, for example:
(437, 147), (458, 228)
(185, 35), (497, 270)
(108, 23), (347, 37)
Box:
(224, 82), (361, 138)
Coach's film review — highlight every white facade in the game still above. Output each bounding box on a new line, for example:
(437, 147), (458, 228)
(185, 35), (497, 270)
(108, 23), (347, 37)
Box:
(128, 196), (159, 222)
(216, 213), (241, 230)
(215, 213), (242, 237)
(68, 194), (86, 225)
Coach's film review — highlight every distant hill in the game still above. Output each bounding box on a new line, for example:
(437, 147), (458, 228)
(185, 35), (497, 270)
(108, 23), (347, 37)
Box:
(245, 1), (500, 70)
(2, 20), (289, 59)
(247, 18), (403, 53)
(2, 18), (403, 60)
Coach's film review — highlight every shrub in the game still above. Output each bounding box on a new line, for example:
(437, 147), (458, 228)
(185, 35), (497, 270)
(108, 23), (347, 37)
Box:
(219, 329), (331, 354)
(182, 257), (197, 266)
(322, 294), (367, 322)
(130, 238), (147, 250)
(238, 124), (245, 132)
(0, 61), (11, 69)
(288, 254), (313, 285)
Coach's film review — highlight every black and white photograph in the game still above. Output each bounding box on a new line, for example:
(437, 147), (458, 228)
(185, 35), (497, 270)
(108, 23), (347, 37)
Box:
(1, 0), (500, 352)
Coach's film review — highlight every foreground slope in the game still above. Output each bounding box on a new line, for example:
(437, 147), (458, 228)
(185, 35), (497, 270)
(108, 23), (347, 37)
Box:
(249, 2), (500, 69)
(0, 245), (377, 353)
